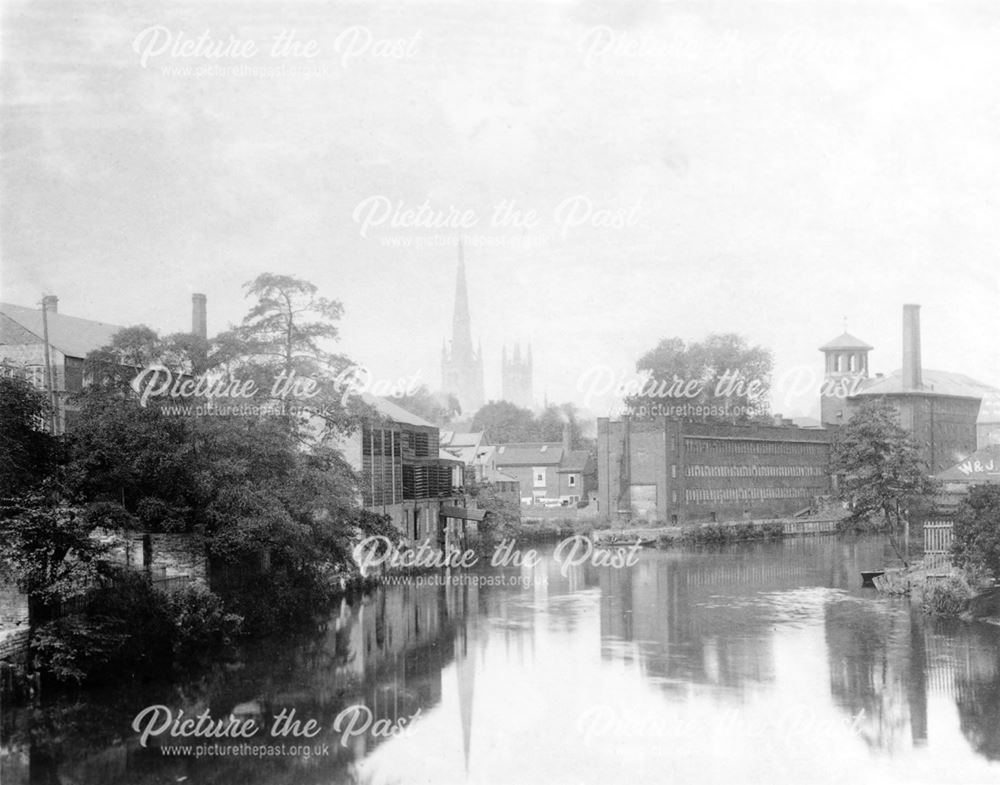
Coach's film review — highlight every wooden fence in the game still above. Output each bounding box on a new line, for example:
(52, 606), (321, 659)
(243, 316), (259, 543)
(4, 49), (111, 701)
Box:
(924, 520), (954, 556)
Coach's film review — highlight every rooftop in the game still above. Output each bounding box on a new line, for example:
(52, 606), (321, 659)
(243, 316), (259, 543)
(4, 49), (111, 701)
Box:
(359, 393), (436, 428)
(557, 450), (594, 473)
(936, 444), (1000, 483)
(819, 332), (874, 351)
(495, 442), (564, 465)
(1, 302), (125, 359)
(852, 369), (998, 400)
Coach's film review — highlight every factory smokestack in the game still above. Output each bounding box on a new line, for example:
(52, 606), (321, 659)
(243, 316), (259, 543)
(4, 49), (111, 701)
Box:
(192, 293), (207, 339)
(902, 303), (922, 390)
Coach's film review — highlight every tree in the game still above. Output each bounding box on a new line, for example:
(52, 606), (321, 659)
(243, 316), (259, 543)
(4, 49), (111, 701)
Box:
(463, 479), (520, 554)
(63, 393), (197, 530)
(536, 403), (583, 448)
(829, 400), (937, 566)
(629, 333), (773, 422)
(225, 273), (347, 378)
(471, 401), (537, 443)
(84, 325), (163, 392)
(0, 491), (111, 622)
(0, 375), (58, 496)
(951, 485), (1000, 580)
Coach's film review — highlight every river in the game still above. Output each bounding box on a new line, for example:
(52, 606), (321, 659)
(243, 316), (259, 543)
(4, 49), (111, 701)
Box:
(2, 534), (999, 784)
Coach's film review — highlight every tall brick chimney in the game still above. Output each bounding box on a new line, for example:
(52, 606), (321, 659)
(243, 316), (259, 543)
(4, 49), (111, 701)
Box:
(902, 303), (922, 390)
(192, 293), (207, 339)
(42, 295), (58, 314)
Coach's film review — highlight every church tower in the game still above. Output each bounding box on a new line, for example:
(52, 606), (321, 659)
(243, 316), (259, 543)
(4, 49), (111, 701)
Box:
(501, 342), (533, 410)
(819, 328), (873, 426)
(441, 242), (484, 416)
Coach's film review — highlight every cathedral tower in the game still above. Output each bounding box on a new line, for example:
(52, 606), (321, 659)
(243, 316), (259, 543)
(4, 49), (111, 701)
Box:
(501, 342), (533, 410)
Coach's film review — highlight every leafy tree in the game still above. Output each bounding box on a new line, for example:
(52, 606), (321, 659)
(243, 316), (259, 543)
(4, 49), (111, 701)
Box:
(471, 400), (537, 443)
(0, 375), (58, 496)
(83, 325), (163, 392)
(629, 333), (772, 422)
(0, 491), (112, 623)
(62, 395), (198, 530)
(829, 400), (937, 566)
(536, 403), (583, 448)
(463, 479), (520, 554)
(220, 273), (347, 384)
(951, 485), (1000, 580)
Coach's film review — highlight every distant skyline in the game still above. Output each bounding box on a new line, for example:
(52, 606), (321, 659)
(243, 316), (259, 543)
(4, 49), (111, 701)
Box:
(3, 0), (998, 419)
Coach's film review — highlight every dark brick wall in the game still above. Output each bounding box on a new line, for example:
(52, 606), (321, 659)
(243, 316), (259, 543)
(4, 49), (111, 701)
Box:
(598, 418), (832, 523)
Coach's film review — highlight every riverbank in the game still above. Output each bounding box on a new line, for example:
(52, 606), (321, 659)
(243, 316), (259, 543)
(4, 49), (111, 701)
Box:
(528, 512), (849, 547)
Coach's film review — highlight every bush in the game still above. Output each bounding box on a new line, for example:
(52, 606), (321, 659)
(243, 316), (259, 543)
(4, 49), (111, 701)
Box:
(30, 570), (240, 684)
(166, 584), (242, 667)
(680, 522), (784, 545)
(922, 575), (974, 616)
(31, 569), (173, 684)
(951, 486), (1000, 581)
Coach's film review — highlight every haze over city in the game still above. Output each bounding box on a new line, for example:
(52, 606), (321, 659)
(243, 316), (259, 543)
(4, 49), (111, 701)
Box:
(3, 0), (998, 418)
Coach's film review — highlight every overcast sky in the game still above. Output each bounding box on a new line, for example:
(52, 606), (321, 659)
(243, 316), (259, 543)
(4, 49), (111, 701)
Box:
(2, 0), (998, 419)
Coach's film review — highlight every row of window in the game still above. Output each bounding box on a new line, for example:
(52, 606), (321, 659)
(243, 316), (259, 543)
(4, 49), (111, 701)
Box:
(683, 439), (827, 456)
(684, 487), (815, 504)
(685, 465), (827, 478)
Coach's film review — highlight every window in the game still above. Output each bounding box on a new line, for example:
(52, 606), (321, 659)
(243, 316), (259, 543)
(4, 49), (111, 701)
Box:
(671, 464), (677, 478)
(533, 467), (546, 487)
(568, 475), (577, 487)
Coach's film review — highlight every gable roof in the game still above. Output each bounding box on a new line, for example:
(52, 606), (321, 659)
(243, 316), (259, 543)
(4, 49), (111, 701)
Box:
(851, 369), (997, 400)
(0, 302), (124, 359)
(440, 431), (484, 449)
(819, 332), (874, 351)
(494, 442), (564, 466)
(936, 445), (1000, 483)
(557, 450), (594, 473)
(359, 393), (436, 428)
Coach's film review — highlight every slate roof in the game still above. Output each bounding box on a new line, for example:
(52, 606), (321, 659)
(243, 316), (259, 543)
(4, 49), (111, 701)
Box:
(0, 302), (124, 359)
(359, 393), (436, 428)
(936, 445), (1000, 483)
(819, 332), (874, 351)
(851, 369), (998, 400)
(557, 450), (594, 473)
(440, 431), (484, 449)
(494, 442), (564, 466)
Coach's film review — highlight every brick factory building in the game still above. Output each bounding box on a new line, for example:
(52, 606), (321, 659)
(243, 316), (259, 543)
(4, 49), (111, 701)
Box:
(597, 418), (831, 524)
(820, 304), (999, 474)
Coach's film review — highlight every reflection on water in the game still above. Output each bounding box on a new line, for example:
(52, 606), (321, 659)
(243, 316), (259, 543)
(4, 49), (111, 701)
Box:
(2, 536), (1000, 784)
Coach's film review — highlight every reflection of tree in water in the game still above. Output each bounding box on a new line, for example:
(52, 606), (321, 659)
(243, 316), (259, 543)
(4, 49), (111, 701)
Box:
(5, 581), (495, 785)
(598, 552), (777, 692)
(824, 599), (921, 754)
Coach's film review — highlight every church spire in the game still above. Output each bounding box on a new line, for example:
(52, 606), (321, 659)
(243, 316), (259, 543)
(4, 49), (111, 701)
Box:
(452, 240), (473, 361)
(441, 240), (484, 413)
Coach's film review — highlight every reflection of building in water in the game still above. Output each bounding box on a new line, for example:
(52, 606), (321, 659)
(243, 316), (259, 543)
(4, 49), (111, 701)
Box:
(595, 538), (901, 695)
(925, 620), (1000, 761)
(825, 597), (1000, 761)
(824, 601), (928, 752)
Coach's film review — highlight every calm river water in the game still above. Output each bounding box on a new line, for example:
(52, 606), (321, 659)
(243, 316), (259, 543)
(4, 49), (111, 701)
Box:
(2, 535), (1000, 785)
